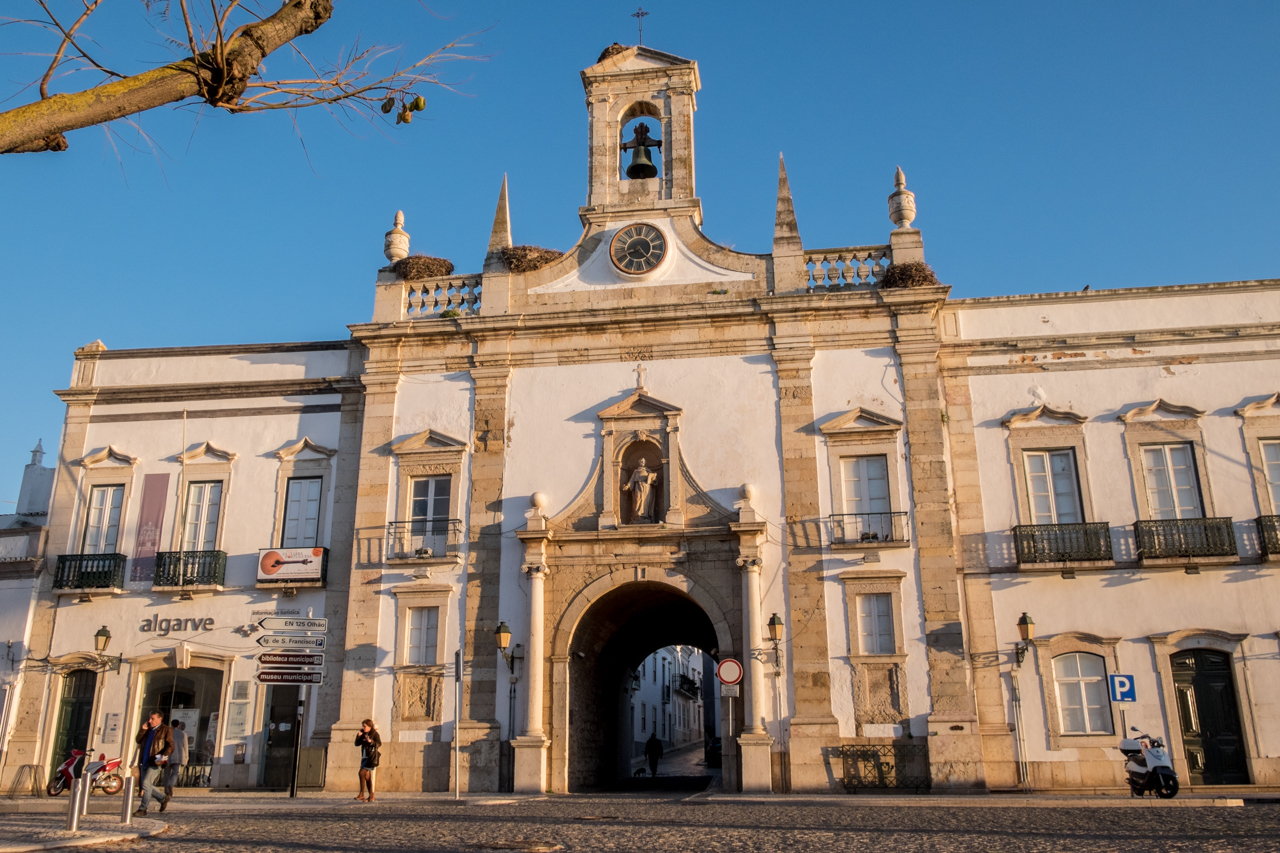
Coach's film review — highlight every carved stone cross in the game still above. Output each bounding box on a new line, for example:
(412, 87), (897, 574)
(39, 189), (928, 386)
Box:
(633, 362), (647, 390)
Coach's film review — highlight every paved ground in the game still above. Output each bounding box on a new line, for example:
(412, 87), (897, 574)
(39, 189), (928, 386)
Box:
(114, 794), (1280, 853)
(0, 814), (165, 852)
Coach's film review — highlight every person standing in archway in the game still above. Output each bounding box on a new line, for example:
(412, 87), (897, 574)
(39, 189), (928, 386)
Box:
(644, 730), (663, 777)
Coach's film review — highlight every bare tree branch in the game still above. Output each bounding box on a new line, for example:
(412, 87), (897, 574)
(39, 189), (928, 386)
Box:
(35, 0), (118, 98)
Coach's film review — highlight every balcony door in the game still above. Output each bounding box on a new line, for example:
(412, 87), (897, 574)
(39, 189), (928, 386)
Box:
(1172, 649), (1248, 785)
(1142, 444), (1203, 519)
(82, 485), (124, 554)
(1262, 440), (1280, 510)
(282, 477), (322, 548)
(182, 482), (223, 551)
(1023, 450), (1082, 525)
(410, 476), (452, 555)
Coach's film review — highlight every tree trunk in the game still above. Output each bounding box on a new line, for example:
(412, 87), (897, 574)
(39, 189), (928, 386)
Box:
(0, 0), (334, 154)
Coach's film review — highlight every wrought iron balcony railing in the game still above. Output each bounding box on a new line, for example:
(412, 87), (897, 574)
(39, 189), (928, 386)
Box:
(1257, 516), (1280, 560)
(831, 512), (910, 545)
(386, 519), (463, 561)
(54, 553), (126, 590)
(153, 551), (227, 587)
(1134, 517), (1237, 559)
(674, 674), (700, 699)
(1013, 522), (1113, 564)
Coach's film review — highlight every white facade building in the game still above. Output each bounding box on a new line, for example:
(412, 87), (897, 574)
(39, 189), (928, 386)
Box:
(2, 45), (1278, 797)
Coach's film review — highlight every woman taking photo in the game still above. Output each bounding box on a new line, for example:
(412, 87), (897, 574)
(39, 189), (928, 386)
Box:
(354, 719), (381, 802)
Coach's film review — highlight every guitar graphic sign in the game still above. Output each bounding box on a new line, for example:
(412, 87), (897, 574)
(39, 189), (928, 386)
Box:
(257, 547), (327, 582)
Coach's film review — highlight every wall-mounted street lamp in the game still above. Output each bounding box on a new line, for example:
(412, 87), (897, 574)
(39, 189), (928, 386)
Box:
(1015, 613), (1035, 667)
(93, 625), (122, 673)
(493, 622), (524, 674)
(766, 613), (784, 674)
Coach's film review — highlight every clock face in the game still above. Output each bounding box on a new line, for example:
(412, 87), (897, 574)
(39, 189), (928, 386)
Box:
(610, 224), (667, 275)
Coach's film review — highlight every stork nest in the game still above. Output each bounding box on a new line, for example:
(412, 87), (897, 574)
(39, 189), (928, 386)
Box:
(501, 245), (564, 273)
(878, 260), (940, 289)
(394, 254), (454, 280)
(597, 43), (630, 63)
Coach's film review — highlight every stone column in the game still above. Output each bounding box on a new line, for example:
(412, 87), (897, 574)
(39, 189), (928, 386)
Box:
(513, 521), (551, 793)
(884, 288), (987, 790)
(734, 550), (773, 793)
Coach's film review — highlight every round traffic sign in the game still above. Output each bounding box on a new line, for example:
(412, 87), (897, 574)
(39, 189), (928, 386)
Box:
(716, 658), (743, 685)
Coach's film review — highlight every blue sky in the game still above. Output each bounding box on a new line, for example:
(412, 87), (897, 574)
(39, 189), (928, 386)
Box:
(1, 1), (1278, 504)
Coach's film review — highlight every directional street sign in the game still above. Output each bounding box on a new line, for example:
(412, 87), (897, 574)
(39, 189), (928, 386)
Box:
(256, 634), (326, 649)
(720, 684), (740, 698)
(716, 658), (743, 686)
(258, 666), (322, 674)
(254, 671), (323, 686)
(1109, 674), (1137, 703)
(255, 652), (324, 668)
(258, 617), (328, 632)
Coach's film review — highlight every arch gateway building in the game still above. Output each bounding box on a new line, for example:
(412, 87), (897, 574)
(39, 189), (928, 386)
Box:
(4, 46), (1280, 796)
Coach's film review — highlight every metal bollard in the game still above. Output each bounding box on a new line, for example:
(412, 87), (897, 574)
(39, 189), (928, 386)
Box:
(81, 774), (92, 817)
(120, 776), (134, 825)
(65, 778), (81, 832)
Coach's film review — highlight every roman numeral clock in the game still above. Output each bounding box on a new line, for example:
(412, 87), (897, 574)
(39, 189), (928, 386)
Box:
(610, 224), (666, 274)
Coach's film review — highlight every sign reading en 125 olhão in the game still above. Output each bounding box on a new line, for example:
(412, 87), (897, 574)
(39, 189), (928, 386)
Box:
(257, 547), (327, 582)
(257, 634), (326, 650)
(1108, 674), (1136, 703)
(258, 617), (327, 632)
(254, 670), (323, 686)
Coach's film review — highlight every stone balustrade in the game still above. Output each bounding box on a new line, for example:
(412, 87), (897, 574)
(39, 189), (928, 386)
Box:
(804, 245), (891, 290)
(405, 274), (483, 319)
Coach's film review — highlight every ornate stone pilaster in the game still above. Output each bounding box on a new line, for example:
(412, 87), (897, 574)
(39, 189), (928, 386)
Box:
(512, 541), (550, 793)
(883, 287), (986, 790)
(733, 542), (773, 794)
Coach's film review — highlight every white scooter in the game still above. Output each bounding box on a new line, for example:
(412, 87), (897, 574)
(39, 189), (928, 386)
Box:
(1119, 726), (1179, 798)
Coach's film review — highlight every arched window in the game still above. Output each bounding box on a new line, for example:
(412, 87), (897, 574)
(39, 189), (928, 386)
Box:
(1053, 652), (1112, 735)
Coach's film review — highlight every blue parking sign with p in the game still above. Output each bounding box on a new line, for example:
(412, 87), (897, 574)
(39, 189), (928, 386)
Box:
(1109, 674), (1136, 703)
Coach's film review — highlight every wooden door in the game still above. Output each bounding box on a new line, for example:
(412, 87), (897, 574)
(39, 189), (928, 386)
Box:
(50, 670), (97, 776)
(1171, 649), (1248, 785)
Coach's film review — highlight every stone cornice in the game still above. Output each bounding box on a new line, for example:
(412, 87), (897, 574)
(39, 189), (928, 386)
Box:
(948, 277), (1280, 310)
(941, 320), (1280, 357)
(55, 376), (361, 405)
(83, 340), (352, 361)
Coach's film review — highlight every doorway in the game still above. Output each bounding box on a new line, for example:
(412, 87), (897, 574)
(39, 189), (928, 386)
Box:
(1171, 649), (1248, 785)
(566, 581), (726, 791)
(260, 685), (300, 789)
(50, 669), (97, 777)
(137, 666), (225, 787)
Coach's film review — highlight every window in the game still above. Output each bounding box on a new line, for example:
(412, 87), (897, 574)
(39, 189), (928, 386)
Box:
(182, 482), (223, 551)
(641, 702), (647, 732)
(83, 485), (124, 553)
(282, 477), (322, 548)
(1262, 440), (1280, 510)
(406, 606), (439, 665)
(651, 707), (656, 733)
(1142, 444), (1202, 519)
(857, 593), (894, 655)
(1053, 652), (1112, 735)
(652, 658), (656, 683)
(411, 476), (451, 521)
(1023, 450), (1082, 524)
(841, 455), (890, 515)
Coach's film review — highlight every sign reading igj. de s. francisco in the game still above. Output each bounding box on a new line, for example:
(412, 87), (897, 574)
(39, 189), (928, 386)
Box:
(257, 547), (326, 582)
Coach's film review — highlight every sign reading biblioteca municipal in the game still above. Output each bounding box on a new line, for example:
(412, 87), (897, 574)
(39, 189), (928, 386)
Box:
(257, 547), (327, 582)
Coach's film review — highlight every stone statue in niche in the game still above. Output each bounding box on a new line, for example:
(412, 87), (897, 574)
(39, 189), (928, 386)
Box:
(623, 458), (658, 523)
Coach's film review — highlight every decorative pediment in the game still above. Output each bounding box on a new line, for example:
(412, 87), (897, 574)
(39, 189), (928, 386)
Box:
(1236, 393), (1280, 417)
(1002, 404), (1088, 428)
(596, 391), (682, 421)
(273, 437), (337, 461)
(820, 407), (904, 436)
(178, 442), (238, 463)
(76, 446), (137, 468)
(1118, 399), (1205, 422)
(585, 45), (696, 74)
(391, 429), (469, 455)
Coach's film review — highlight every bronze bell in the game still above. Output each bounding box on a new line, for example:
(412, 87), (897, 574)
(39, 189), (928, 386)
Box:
(626, 145), (658, 180)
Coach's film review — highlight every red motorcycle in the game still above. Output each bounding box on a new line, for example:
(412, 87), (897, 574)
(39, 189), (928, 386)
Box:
(47, 750), (124, 797)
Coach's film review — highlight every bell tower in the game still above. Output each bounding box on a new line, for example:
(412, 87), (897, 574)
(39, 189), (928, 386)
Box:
(580, 45), (701, 224)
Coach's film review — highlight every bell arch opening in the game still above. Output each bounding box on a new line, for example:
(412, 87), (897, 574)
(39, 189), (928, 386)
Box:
(566, 581), (719, 790)
(619, 110), (664, 182)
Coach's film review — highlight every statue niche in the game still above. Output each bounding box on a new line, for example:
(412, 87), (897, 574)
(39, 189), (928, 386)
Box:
(620, 440), (663, 524)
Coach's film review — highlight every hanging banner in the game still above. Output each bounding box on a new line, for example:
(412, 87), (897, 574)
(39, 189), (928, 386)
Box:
(131, 474), (169, 582)
(257, 547), (327, 582)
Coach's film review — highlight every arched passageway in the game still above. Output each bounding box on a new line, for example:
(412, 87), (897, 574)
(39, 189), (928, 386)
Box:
(567, 581), (720, 790)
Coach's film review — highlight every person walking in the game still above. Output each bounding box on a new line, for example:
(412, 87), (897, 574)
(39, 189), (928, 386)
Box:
(354, 719), (381, 802)
(644, 731), (663, 777)
(164, 719), (189, 799)
(132, 710), (174, 817)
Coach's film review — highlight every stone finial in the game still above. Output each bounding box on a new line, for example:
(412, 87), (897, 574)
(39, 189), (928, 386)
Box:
(773, 154), (802, 254)
(483, 176), (514, 273)
(888, 166), (917, 230)
(30, 439), (44, 467)
(383, 210), (410, 263)
(530, 492), (549, 511)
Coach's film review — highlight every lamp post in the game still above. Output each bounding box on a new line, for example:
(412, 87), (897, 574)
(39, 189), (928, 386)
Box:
(494, 623), (524, 765)
(1015, 613), (1035, 667)
(766, 614), (783, 674)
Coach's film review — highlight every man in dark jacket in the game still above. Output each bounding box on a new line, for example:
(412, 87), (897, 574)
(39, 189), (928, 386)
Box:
(133, 711), (174, 817)
(643, 732), (663, 777)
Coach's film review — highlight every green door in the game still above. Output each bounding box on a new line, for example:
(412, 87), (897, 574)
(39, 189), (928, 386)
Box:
(50, 670), (97, 777)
